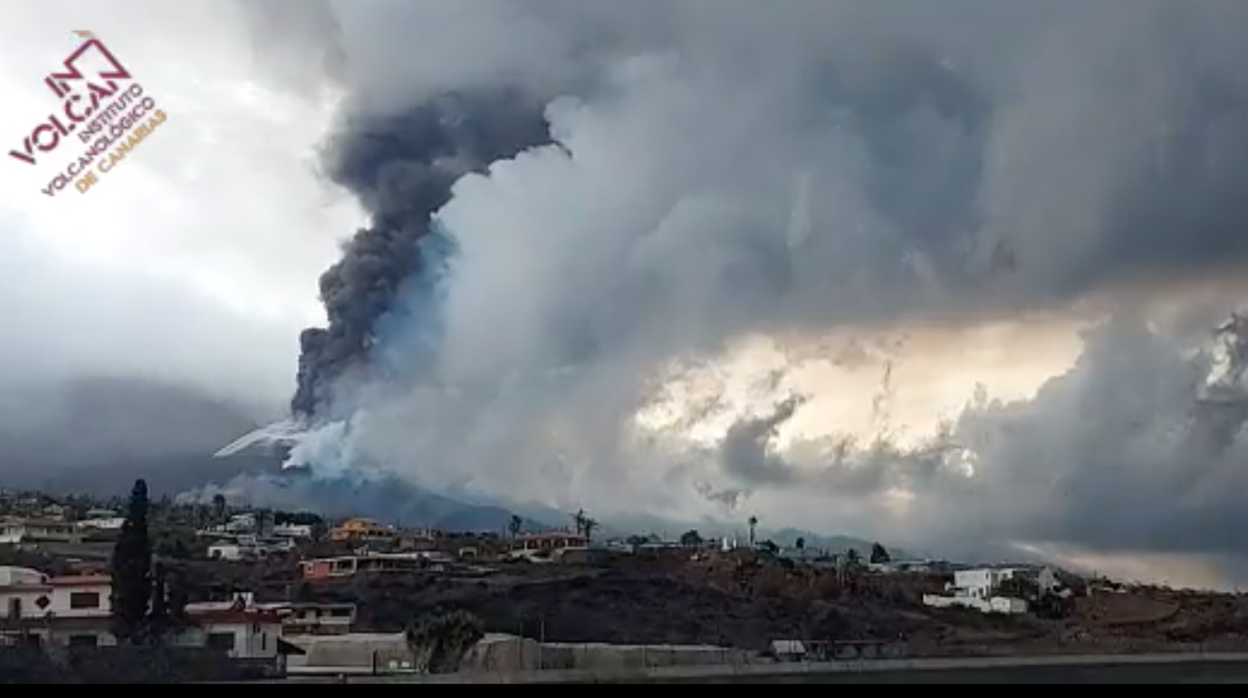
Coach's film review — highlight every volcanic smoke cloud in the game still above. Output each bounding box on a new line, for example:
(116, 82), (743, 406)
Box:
(222, 0), (1248, 575)
(291, 92), (553, 418)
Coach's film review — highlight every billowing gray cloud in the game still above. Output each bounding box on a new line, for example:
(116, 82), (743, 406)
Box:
(217, 1), (1248, 574)
(288, 0), (1248, 385)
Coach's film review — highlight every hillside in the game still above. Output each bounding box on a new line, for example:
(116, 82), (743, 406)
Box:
(0, 376), (278, 495)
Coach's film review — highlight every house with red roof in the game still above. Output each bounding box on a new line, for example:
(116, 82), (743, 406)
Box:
(0, 566), (294, 669)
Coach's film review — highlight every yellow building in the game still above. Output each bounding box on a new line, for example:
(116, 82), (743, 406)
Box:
(329, 518), (396, 543)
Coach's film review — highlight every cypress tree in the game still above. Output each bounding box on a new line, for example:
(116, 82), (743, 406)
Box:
(149, 562), (169, 639)
(110, 479), (153, 642)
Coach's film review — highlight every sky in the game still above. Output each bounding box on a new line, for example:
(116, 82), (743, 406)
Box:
(0, 0), (359, 416)
(3, 1), (1248, 587)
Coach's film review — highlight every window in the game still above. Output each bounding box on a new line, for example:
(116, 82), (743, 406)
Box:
(6, 598), (20, 620)
(69, 592), (100, 609)
(207, 632), (236, 651)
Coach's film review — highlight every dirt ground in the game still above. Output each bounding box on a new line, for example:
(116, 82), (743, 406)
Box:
(186, 551), (1248, 655)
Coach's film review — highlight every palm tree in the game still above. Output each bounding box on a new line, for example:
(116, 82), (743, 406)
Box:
(573, 509), (588, 536)
(406, 609), (484, 674)
(748, 516), (758, 547)
(583, 518), (599, 543)
(795, 537), (806, 552)
(508, 515), (523, 539)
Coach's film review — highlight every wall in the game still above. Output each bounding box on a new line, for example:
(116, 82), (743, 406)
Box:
(42, 623), (118, 648)
(286, 632), (414, 673)
(457, 635), (755, 674)
(179, 621), (281, 659)
(923, 594), (1028, 615)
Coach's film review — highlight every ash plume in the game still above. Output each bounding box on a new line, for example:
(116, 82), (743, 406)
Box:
(291, 92), (554, 418)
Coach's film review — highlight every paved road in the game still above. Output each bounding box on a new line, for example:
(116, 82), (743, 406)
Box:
(321, 653), (1248, 684)
(598, 654), (1248, 684)
(678, 660), (1248, 683)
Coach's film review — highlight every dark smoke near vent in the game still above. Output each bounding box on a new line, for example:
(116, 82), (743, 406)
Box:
(291, 91), (553, 417)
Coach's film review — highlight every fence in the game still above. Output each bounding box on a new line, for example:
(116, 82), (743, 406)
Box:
(460, 637), (758, 674)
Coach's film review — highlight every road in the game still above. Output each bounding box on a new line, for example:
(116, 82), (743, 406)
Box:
(305, 652), (1248, 684)
(677, 658), (1248, 684)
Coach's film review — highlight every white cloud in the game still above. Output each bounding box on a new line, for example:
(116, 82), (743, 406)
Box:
(0, 0), (360, 414)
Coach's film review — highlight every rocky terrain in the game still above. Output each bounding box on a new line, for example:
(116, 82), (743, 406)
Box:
(276, 550), (1248, 656)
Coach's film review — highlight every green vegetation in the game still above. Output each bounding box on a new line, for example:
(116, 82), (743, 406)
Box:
(405, 609), (485, 674)
(110, 479), (153, 642)
(109, 479), (188, 643)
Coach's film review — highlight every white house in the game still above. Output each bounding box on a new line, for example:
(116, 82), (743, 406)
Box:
(77, 517), (125, 532)
(922, 567), (1029, 615)
(272, 523), (313, 539)
(207, 542), (252, 561)
(0, 566), (114, 647)
(180, 597), (286, 661)
(868, 559), (936, 574)
(208, 535), (295, 561)
(0, 518), (82, 545)
(41, 504), (67, 521)
(0, 566), (287, 661)
(952, 568), (1021, 599)
(224, 513), (257, 535)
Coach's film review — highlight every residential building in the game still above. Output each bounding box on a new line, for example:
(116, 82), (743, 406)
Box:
(395, 528), (437, 551)
(272, 523), (313, 539)
(1, 572), (291, 667)
(224, 513), (258, 535)
(180, 599), (286, 661)
(512, 532), (589, 552)
(77, 516), (125, 532)
(208, 542), (255, 561)
(299, 553), (433, 580)
(329, 518), (396, 544)
(41, 504), (67, 521)
(868, 559), (937, 574)
(0, 567), (110, 620)
(952, 567), (1021, 599)
(0, 567), (113, 647)
(207, 535), (294, 561)
(0, 518), (82, 545)
(922, 566), (1029, 615)
(258, 602), (357, 636)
